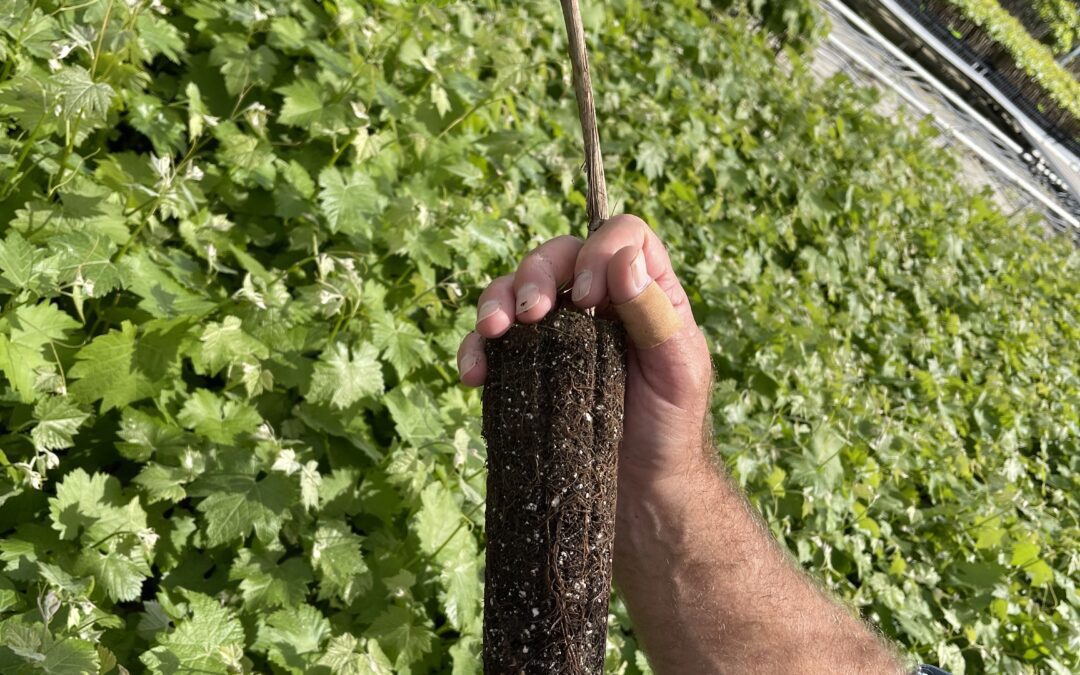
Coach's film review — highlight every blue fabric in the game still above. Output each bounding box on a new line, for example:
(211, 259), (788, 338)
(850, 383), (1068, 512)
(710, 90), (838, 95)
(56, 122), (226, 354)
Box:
(913, 667), (952, 675)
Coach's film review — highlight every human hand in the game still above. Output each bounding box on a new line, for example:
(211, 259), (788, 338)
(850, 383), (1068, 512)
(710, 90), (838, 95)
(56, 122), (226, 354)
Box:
(458, 217), (907, 673)
(457, 214), (713, 493)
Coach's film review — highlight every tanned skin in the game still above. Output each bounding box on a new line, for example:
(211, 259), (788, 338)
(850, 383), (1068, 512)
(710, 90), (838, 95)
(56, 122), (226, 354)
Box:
(458, 214), (906, 674)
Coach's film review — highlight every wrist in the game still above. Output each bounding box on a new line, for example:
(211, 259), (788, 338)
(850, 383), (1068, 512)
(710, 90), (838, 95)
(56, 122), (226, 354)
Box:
(617, 439), (720, 498)
(614, 451), (727, 565)
(616, 396), (715, 491)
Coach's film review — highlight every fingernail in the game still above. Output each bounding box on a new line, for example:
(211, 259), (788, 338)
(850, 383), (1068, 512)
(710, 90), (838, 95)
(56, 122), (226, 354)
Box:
(631, 253), (650, 293)
(516, 283), (540, 314)
(571, 270), (592, 302)
(458, 353), (479, 377)
(477, 300), (500, 323)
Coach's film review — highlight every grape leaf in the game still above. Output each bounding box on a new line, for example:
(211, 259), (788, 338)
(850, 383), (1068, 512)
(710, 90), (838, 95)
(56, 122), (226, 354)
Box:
(75, 548), (150, 602)
(372, 313), (430, 378)
(140, 591), (245, 674)
(177, 389), (262, 445)
(318, 167), (383, 235)
(0, 334), (46, 402)
(195, 315), (269, 376)
(0, 232), (44, 291)
(440, 552), (480, 632)
(209, 35), (280, 95)
(48, 469), (148, 544)
(52, 65), (113, 124)
(9, 302), (80, 349)
(48, 230), (122, 299)
(449, 635), (481, 675)
(365, 605), (434, 670)
(228, 548), (313, 611)
(119, 249), (218, 318)
(385, 384), (444, 447)
(307, 342), (384, 409)
(415, 482), (467, 563)
(253, 604), (331, 672)
(311, 520), (370, 603)
(31, 397), (90, 452)
(0, 75), (50, 134)
(636, 138), (668, 180)
(790, 425), (845, 492)
(68, 322), (155, 412)
(133, 463), (192, 504)
(196, 472), (295, 546)
(277, 79), (326, 127)
(40, 636), (100, 675)
(117, 408), (189, 462)
(317, 634), (393, 675)
(0, 302), (79, 400)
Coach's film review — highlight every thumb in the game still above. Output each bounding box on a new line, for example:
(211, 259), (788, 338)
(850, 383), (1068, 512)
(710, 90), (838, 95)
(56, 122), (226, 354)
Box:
(606, 243), (711, 424)
(607, 245), (683, 349)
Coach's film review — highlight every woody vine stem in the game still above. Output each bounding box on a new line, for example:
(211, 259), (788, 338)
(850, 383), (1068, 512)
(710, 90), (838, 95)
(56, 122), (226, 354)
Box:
(559, 0), (608, 235)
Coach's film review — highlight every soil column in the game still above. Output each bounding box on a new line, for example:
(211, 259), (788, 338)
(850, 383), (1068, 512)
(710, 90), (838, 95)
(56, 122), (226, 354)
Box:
(483, 310), (625, 674)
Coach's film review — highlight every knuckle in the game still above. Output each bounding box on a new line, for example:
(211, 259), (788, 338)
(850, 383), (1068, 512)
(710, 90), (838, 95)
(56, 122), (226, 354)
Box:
(609, 213), (649, 234)
(520, 250), (554, 276)
(553, 234), (584, 247)
(521, 247), (545, 265)
(478, 278), (507, 301)
(521, 236), (581, 266)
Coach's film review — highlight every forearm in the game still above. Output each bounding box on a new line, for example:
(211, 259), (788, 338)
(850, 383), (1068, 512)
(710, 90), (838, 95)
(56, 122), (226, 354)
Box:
(614, 455), (905, 674)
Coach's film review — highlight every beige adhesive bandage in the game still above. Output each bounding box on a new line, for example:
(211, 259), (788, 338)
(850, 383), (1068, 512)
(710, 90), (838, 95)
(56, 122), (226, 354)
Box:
(613, 282), (681, 348)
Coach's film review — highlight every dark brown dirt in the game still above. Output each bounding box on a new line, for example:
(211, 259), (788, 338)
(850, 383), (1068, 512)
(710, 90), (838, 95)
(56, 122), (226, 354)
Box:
(482, 308), (626, 674)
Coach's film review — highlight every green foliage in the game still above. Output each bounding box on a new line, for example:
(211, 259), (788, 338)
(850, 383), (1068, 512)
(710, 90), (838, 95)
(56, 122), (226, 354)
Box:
(0, 0), (1076, 674)
(1034, 0), (1080, 54)
(715, 0), (826, 48)
(944, 0), (1080, 120)
(1001, 0), (1080, 55)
